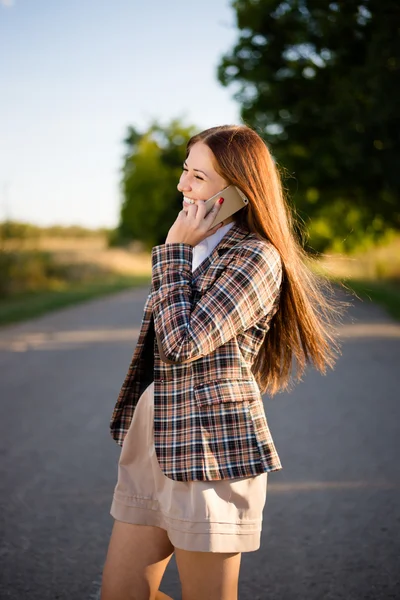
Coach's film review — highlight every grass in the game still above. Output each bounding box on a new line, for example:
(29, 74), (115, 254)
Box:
(0, 274), (151, 327)
(1, 230), (399, 327)
(314, 234), (400, 321)
(338, 278), (400, 321)
(0, 234), (152, 327)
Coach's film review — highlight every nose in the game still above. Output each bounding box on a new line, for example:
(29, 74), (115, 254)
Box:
(177, 172), (191, 193)
(177, 181), (191, 193)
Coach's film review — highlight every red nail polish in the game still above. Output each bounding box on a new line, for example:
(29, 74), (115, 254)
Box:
(218, 197), (224, 205)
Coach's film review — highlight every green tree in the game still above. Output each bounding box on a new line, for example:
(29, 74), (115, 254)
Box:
(115, 120), (196, 250)
(218, 0), (400, 251)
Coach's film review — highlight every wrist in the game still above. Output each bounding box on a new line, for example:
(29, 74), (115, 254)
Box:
(165, 237), (192, 246)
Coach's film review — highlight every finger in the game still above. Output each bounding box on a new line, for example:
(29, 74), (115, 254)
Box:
(193, 199), (206, 218)
(182, 202), (197, 224)
(205, 198), (223, 225)
(186, 201), (197, 214)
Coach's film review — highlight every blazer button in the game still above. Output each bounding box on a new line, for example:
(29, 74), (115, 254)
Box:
(159, 378), (164, 382)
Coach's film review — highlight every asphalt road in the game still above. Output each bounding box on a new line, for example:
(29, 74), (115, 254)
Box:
(0, 284), (399, 600)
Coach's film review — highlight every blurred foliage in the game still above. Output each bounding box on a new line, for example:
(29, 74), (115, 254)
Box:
(114, 119), (197, 250)
(0, 250), (73, 297)
(218, 0), (400, 252)
(0, 264), (149, 325)
(0, 221), (111, 240)
(0, 249), (119, 298)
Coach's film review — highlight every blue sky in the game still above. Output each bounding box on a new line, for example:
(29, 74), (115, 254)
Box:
(0, 0), (241, 228)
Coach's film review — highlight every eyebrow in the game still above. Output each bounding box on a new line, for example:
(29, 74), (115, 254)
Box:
(183, 161), (209, 178)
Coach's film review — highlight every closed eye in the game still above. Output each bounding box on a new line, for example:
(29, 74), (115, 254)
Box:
(182, 167), (204, 181)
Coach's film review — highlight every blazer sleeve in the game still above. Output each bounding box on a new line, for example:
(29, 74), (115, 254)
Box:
(151, 241), (282, 364)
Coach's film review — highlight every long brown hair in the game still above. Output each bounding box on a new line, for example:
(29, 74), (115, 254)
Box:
(187, 124), (346, 396)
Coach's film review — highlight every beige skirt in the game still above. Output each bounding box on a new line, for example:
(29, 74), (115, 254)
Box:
(110, 381), (268, 553)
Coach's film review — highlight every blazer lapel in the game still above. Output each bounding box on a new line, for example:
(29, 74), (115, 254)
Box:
(192, 222), (251, 289)
(138, 222), (250, 362)
(119, 222), (252, 403)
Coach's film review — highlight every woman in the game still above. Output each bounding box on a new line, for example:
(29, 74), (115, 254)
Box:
(101, 125), (341, 600)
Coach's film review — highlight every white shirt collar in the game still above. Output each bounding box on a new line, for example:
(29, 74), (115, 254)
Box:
(192, 220), (235, 272)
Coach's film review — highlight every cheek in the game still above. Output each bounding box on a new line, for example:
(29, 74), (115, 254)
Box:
(203, 184), (220, 199)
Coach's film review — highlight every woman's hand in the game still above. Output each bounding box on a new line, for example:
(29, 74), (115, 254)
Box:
(165, 198), (225, 246)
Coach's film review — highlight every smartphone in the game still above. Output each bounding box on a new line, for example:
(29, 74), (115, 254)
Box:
(203, 185), (249, 230)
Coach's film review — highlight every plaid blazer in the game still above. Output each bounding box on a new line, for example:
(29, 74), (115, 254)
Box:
(110, 222), (283, 481)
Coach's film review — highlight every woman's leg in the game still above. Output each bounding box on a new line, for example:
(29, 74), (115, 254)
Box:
(175, 548), (241, 600)
(101, 520), (174, 600)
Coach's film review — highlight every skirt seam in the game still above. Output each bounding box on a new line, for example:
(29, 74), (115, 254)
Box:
(112, 495), (262, 528)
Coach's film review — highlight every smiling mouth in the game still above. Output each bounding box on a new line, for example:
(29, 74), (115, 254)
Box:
(183, 197), (196, 205)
